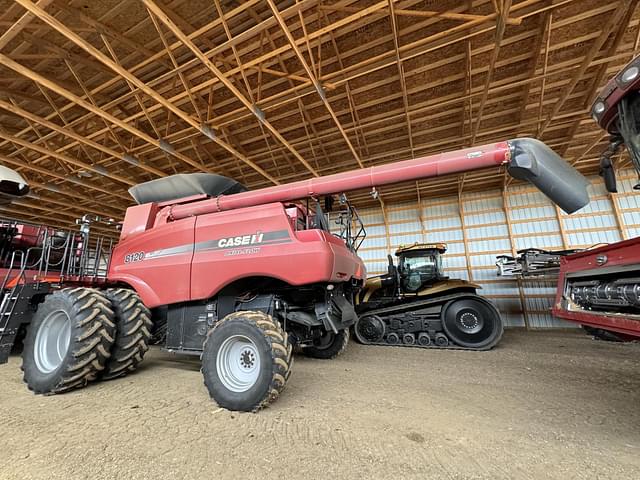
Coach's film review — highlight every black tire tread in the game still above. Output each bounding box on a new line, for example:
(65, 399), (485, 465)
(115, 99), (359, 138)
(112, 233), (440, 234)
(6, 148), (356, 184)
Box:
(102, 288), (152, 380)
(203, 311), (292, 412)
(303, 329), (349, 359)
(23, 287), (116, 394)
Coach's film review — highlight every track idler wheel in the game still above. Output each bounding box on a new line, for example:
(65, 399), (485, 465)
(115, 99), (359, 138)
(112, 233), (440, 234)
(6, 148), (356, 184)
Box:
(434, 333), (449, 346)
(354, 315), (385, 343)
(441, 296), (503, 349)
(386, 332), (399, 345)
(417, 333), (431, 346)
(402, 333), (415, 345)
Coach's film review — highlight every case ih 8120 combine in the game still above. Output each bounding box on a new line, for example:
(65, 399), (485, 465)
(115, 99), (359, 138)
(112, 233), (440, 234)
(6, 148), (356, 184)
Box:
(0, 139), (589, 411)
(552, 54), (640, 340)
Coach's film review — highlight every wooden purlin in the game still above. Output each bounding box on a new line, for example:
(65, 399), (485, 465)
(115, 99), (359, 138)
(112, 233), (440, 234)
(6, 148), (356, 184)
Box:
(143, 0), (319, 178)
(267, 0), (364, 168)
(31, 4), (616, 171)
(14, 0), (280, 185)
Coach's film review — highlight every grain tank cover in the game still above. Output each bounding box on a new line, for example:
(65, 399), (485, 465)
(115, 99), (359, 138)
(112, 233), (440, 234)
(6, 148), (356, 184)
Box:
(129, 173), (247, 205)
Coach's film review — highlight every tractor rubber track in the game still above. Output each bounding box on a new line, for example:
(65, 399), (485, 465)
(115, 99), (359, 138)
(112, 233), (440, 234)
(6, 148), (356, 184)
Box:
(355, 293), (503, 351)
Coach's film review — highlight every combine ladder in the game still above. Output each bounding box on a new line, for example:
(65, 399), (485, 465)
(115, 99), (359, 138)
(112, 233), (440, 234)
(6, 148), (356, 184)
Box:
(0, 251), (49, 363)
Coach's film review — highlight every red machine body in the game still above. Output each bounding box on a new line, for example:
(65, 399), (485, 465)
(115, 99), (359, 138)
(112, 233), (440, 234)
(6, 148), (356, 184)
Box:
(109, 201), (366, 308)
(108, 142), (513, 308)
(552, 238), (640, 338)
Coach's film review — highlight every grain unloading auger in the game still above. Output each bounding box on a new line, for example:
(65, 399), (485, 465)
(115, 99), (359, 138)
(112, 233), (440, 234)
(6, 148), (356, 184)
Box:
(1, 138), (589, 412)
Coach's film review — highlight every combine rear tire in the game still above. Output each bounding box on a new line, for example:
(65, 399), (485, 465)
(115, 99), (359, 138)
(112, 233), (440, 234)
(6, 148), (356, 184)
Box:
(102, 288), (152, 380)
(441, 296), (503, 350)
(302, 329), (349, 359)
(202, 311), (292, 412)
(22, 288), (115, 394)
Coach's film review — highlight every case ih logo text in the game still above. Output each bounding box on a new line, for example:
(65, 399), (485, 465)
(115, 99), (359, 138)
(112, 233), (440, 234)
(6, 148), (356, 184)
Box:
(217, 232), (264, 248)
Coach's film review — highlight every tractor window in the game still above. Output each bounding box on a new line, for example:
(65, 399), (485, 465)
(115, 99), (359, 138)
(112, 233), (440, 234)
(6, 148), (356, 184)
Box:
(403, 254), (438, 275)
(400, 251), (443, 292)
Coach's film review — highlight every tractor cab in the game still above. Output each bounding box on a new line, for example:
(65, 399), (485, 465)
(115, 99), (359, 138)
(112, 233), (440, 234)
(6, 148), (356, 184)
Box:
(394, 243), (447, 293)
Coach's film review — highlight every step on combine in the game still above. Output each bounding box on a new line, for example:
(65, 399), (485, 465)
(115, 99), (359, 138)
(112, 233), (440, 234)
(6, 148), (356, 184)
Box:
(552, 54), (640, 341)
(0, 139), (589, 411)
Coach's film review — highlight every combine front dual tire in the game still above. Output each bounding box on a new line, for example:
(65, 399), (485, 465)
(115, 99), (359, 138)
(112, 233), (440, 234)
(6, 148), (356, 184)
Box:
(302, 329), (349, 359)
(202, 311), (292, 412)
(22, 288), (116, 394)
(101, 288), (152, 380)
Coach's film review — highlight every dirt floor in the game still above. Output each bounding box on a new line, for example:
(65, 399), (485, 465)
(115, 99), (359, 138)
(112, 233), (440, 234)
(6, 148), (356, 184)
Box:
(1, 330), (640, 480)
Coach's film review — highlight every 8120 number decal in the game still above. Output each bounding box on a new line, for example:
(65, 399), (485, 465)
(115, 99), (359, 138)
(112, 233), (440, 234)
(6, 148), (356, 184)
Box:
(124, 251), (145, 263)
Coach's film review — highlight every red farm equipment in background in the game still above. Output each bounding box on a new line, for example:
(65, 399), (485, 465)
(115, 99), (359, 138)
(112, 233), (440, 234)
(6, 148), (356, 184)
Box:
(1, 138), (590, 412)
(552, 54), (640, 341)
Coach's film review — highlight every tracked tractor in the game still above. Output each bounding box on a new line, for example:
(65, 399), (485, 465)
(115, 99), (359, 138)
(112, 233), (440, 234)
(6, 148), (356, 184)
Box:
(0, 139), (590, 412)
(355, 243), (502, 349)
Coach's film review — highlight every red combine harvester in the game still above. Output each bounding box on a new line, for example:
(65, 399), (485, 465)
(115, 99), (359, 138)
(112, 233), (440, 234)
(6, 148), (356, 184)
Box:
(1, 139), (590, 411)
(553, 55), (640, 340)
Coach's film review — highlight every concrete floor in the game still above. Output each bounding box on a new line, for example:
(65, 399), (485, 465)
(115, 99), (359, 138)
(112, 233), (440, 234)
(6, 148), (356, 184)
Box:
(1, 330), (639, 480)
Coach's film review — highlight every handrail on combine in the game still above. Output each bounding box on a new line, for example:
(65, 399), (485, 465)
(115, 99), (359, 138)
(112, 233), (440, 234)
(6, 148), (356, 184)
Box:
(0, 215), (116, 288)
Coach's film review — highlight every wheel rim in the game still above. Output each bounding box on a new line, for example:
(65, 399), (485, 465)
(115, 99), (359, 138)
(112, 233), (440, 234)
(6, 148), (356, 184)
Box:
(456, 309), (484, 334)
(34, 309), (71, 374)
(216, 335), (261, 393)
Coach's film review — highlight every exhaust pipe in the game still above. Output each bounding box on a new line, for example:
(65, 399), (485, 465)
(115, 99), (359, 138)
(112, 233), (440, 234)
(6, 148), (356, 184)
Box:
(507, 138), (590, 214)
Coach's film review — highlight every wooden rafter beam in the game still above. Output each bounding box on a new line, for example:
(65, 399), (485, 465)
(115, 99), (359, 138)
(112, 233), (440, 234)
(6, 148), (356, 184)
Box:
(538, 0), (634, 136)
(0, 98), (165, 178)
(13, 0), (280, 185)
(266, 0), (363, 168)
(388, 0), (414, 158)
(51, 0), (169, 67)
(143, 0), (319, 178)
(0, 128), (134, 188)
(0, 0), (53, 51)
(318, 4), (523, 25)
(470, 0), (512, 145)
(0, 150), (128, 204)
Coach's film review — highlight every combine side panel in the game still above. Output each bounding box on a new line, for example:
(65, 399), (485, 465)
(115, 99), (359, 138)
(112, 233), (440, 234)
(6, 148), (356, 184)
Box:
(109, 217), (196, 308)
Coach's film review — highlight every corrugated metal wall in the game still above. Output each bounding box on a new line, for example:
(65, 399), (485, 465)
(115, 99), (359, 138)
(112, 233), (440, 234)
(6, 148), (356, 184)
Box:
(350, 169), (640, 329)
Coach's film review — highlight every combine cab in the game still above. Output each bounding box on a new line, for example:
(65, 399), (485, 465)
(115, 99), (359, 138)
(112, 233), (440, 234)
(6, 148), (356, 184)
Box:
(355, 243), (502, 349)
(552, 54), (640, 340)
(0, 138), (591, 412)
